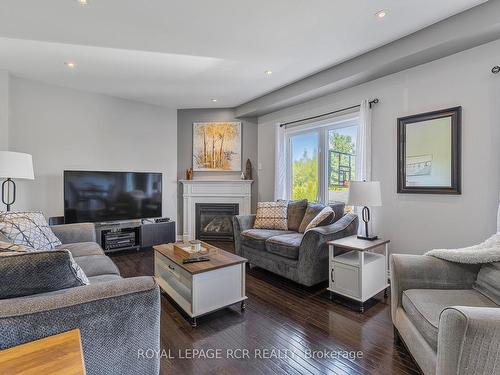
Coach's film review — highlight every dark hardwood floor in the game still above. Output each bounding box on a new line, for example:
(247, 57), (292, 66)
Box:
(110, 242), (420, 375)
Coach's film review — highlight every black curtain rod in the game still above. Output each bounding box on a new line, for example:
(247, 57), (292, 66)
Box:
(279, 98), (379, 128)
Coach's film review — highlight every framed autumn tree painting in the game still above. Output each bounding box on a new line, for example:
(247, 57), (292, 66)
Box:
(192, 122), (242, 171)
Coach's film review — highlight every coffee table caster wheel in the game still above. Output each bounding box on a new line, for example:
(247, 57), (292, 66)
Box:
(241, 301), (246, 311)
(360, 303), (364, 313)
(384, 288), (388, 298)
(191, 317), (197, 328)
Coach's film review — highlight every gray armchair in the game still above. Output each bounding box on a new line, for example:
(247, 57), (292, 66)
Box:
(0, 222), (160, 375)
(234, 202), (358, 286)
(391, 254), (500, 375)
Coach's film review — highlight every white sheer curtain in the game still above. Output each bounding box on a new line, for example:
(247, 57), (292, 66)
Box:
(355, 99), (372, 182)
(354, 99), (373, 234)
(274, 122), (287, 200)
(497, 194), (500, 233)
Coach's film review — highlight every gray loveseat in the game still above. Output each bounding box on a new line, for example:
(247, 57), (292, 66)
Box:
(391, 254), (500, 375)
(234, 201), (358, 286)
(0, 223), (160, 375)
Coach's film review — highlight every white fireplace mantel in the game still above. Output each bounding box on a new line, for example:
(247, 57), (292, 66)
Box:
(180, 179), (253, 241)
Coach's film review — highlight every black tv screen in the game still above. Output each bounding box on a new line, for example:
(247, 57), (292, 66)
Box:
(64, 170), (162, 223)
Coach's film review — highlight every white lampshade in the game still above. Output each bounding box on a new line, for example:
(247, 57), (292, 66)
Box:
(0, 151), (35, 180)
(347, 181), (382, 207)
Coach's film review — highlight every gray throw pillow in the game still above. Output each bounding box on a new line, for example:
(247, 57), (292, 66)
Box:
(329, 202), (346, 224)
(287, 199), (308, 231)
(298, 203), (335, 233)
(0, 211), (62, 250)
(0, 249), (89, 299)
(473, 262), (500, 305)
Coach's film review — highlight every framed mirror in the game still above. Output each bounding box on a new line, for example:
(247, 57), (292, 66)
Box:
(397, 107), (461, 194)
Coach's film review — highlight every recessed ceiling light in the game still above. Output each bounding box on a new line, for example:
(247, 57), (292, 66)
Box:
(78, 0), (89, 6)
(265, 70), (273, 76)
(65, 61), (77, 69)
(375, 9), (388, 19)
(211, 98), (218, 102)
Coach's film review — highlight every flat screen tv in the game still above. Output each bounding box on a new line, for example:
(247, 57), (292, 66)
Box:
(64, 170), (162, 224)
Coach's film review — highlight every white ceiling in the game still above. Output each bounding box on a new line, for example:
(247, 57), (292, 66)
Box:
(0, 0), (487, 109)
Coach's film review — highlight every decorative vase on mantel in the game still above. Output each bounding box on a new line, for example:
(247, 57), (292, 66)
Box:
(245, 159), (252, 180)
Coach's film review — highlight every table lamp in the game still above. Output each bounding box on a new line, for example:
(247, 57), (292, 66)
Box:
(347, 181), (382, 241)
(0, 151), (35, 212)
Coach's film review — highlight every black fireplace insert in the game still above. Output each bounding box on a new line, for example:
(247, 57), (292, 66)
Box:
(195, 203), (239, 241)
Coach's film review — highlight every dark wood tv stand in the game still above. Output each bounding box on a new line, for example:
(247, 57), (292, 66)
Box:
(95, 220), (176, 253)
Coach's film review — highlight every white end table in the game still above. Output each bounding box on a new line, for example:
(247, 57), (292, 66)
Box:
(327, 236), (390, 312)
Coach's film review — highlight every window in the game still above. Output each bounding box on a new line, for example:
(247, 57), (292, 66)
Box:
(328, 125), (357, 203)
(286, 116), (358, 204)
(290, 131), (320, 202)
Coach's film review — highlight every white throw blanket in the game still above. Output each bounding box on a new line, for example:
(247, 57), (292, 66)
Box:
(425, 232), (500, 264)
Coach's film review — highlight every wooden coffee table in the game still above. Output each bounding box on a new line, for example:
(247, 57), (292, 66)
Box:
(0, 329), (86, 375)
(153, 242), (247, 327)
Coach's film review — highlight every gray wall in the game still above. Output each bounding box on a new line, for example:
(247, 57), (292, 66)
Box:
(0, 71), (8, 150)
(177, 108), (258, 233)
(6, 77), (178, 221)
(258, 38), (500, 255)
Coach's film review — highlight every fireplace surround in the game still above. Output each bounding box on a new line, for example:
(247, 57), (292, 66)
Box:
(180, 179), (253, 241)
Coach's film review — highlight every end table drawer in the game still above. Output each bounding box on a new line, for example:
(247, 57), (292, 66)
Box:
(332, 262), (359, 298)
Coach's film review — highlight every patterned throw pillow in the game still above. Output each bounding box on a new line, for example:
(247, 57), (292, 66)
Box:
(0, 240), (35, 256)
(253, 201), (288, 230)
(304, 206), (335, 232)
(0, 212), (62, 250)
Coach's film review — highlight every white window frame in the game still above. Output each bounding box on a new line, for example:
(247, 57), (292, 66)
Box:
(285, 113), (359, 204)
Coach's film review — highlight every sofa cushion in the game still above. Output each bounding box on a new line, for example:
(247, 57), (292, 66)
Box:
(402, 289), (497, 351)
(0, 250), (89, 299)
(57, 242), (104, 257)
(266, 233), (304, 260)
(73, 255), (120, 277)
(254, 201), (288, 230)
(287, 199), (308, 231)
(0, 211), (62, 250)
(474, 262), (500, 304)
(240, 229), (294, 251)
(299, 203), (331, 233)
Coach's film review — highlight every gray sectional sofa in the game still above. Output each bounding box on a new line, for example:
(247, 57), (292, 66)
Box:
(0, 223), (160, 375)
(391, 254), (500, 375)
(234, 201), (358, 286)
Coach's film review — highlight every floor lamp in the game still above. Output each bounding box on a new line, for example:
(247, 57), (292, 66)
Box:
(0, 151), (35, 212)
